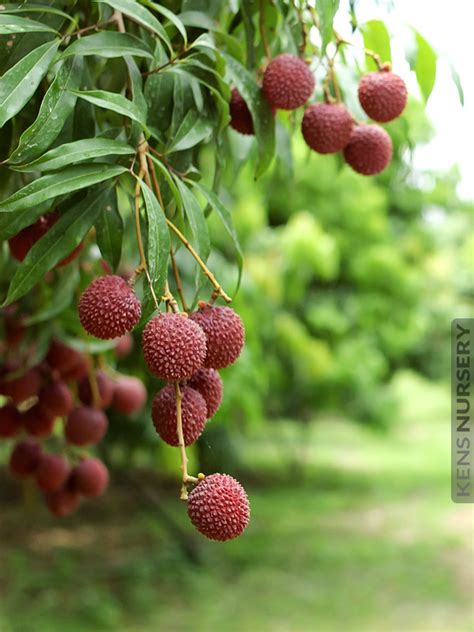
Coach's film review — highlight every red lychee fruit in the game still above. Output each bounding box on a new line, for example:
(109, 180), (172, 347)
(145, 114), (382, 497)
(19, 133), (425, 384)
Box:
(358, 69), (407, 123)
(188, 368), (223, 419)
(302, 102), (353, 154)
(71, 458), (109, 497)
(142, 313), (207, 382)
(189, 305), (244, 370)
(36, 453), (70, 493)
(9, 439), (42, 478)
(65, 406), (108, 446)
(22, 404), (55, 438)
(4, 313), (26, 347)
(111, 376), (147, 415)
(0, 367), (41, 404)
(38, 380), (73, 417)
(0, 404), (22, 438)
(151, 385), (207, 447)
(115, 333), (133, 358)
(343, 124), (392, 175)
(46, 339), (90, 379)
(78, 371), (114, 409)
(262, 53), (315, 110)
(79, 275), (142, 340)
(45, 486), (80, 517)
(229, 88), (276, 135)
(187, 473), (250, 541)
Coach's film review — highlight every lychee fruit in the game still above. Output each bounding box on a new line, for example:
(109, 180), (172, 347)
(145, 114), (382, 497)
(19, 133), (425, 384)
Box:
(38, 380), (73, 417)
(262, 53), (315, 110)
(111, 376), (147, 415)
(78, 370), (114, 409)
(358, 69), (407, 123)
(343, 124), (392, 175)
(229, 88), (276, 135)
(46, 339), (90, 379)
(189, 305), (244, 369)
(142, 313), (206, 381)
(36, 453), (70, 493)
(65, 406), (108, 446)
(151, 385), (207, 447)
(22, 404), (55, 438)
(188, 368), (223, 418)
(0, 404), (22, 438)
(115, 333), (133, 358)
(71, 458), (109, 497)
(9, 439), (42, 478)
(79, 275), (141, 339)
(45, 486), (80, 517)
(187, 473), (250, 541)
(302, 102), (353, 154)
(0, 367), (41, 404)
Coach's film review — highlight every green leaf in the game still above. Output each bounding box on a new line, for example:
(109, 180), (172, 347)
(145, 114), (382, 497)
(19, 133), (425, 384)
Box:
(11, 138), (135, 172)
(0, 39), (60, 127)
(174, 177), (210, 263)
(0, 203), (50, 241)
(1, 5), (77, 26)
(3, 187), (110, 305)
(142, 0), (187, 45)
(0, 164), (126, 212)
(450, 64), (464, 107)
(167, 110), (212, 152)
(95, 188), (123, 272)
(60, 31), (154, 60)
(70, 89), (148, 129)
(25, 266), (80, 325)
(223, 54), (275, 178)
(362, 20), (391, 70)
(8, 56), (83, 165)
(316, 0), (340, 55)
(0, 14), (58, 34)
(125, 57), (148, 119)
(414, 31), (437, 102)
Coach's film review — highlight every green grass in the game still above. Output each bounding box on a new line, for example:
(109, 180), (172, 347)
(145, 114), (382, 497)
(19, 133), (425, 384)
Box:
(0, 371), (472, 632)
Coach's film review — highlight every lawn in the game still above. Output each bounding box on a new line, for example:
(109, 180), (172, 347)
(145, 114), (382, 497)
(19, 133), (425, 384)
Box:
(0, 371), (472, 632)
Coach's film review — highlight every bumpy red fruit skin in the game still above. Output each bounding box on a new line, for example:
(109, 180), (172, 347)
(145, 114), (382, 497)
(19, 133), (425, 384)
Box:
(0, 367), (41, 404)
(36, 454), (70, 492)
(302, 102), (353, 154)
(46, 339), (90, 379)
(39, 380), (73, 417)
(71, 458), (109, 497)
(79, 275), (141, 340)
(142, 313), (207, 381)
(358, 70), (407, 123)
(190, 305), (244, 370)
(343, 125), (392, 175)
(22, 404), (55, 438)
(112, 376), (147, 415)
(262, 54), (315, 110)
(65, 406), (108, 446)
(46, 486), (80, 517)
(152, 385), (207, 447)
(187, 473), (250, 542)
(0, 404), (22, 438)
(188, 368), (223, 418)
(78, 371), (114, 409)
(9, 439), (42, 478)
(229, 88), (254, 135)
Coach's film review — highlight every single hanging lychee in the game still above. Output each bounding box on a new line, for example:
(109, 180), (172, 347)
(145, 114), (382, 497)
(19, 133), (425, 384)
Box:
(343, 124), (392, 175)
(302, 102), (353, 154)
(188, 368), (223, 418)
(189, 304), (244, 369)
(0, 404), (22, 438)
(78, 370), (115, 409)
(358, 68), (407, 123)
(151, 385), (207, 447)
(36, 453), (70, 493)
(229, 88), (275, 135)
(9, 439), (43, 478)
(71, 458), (109, 497)
(262, 54), (315, 110)
(65, 406), (108, 446)
(111, 375), (147, 415)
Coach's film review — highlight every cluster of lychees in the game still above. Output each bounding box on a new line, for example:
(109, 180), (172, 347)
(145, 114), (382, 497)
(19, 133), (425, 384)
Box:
(230, 53), (407, 175)
(78, 274), (250, 541)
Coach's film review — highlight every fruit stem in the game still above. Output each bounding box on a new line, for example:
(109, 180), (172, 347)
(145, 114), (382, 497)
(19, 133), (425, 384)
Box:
(293, 0), (308, 57)
(175, 382), (198, 501)
(259, 0), (271, 60)
(87, 359), (100, 408)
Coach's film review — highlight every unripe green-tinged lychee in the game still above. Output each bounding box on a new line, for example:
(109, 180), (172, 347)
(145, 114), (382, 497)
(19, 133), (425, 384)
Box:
(343, 125), (392, 175)
(358, 70), (407, 123)
(188, 368), (223, 418)
(152, 385), (207, 446)
(46, 339), (90, 379)
(79, 275), (141, 340)
(65, 406), (108, 446)
(39, 380), (73, 417)
(262, 54), (315, 110)
(71, 458), (109, 497)
(9, 439), (42, 478)
(22, 404), (55, 438)
(302, 102), (353, 154)
(78, 371), (114, 409)
(187, 473), (250, 541)
(142, 313), (207, 381)
(46, 486), (80, 517)
(112, 376), (147, 415)
(0, 404), (22, 438)
(36, 454), (70, 493)
(189, 305), (244, 369)
(0, 367), (41, 404)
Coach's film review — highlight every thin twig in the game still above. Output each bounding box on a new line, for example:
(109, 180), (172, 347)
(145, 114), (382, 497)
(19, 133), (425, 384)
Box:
(175, 381), (198, 501)
(259, 0), (271, 60)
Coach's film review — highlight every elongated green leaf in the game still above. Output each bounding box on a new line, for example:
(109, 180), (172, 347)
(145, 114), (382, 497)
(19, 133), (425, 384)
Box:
(316, 0), (340, 55)
(223, 54), (275, 178)
(167, 110), (212, 152)
(142, 0), (187, 45)
(25, 266), (80, 325)
(0, 14), (58, 34)
(4, 187), (110, 305)
(0, 39), (60, 127)
(0, 203), (50, 241)
(70, 89), (147, 128)
(125, 57), (148, 119)
(8, 56), (83, 165)
(148, 154), (183, 215)
(0, 164), (126, 212)
(60, 31), (153, 60)
(95, 188), (123, 272)
(174, 177), (210, 263)
(12, 138), (135, 172)
(1, 5), (77, 26)
(414, 31), (437, 102)
(362, 20), (391, 70)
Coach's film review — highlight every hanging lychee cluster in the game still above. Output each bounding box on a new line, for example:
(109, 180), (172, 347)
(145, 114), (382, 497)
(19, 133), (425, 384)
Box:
(230, 51), (407, 176)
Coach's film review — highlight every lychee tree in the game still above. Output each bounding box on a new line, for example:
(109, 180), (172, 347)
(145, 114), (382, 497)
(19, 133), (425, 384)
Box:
(0, 1), (448, 540)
